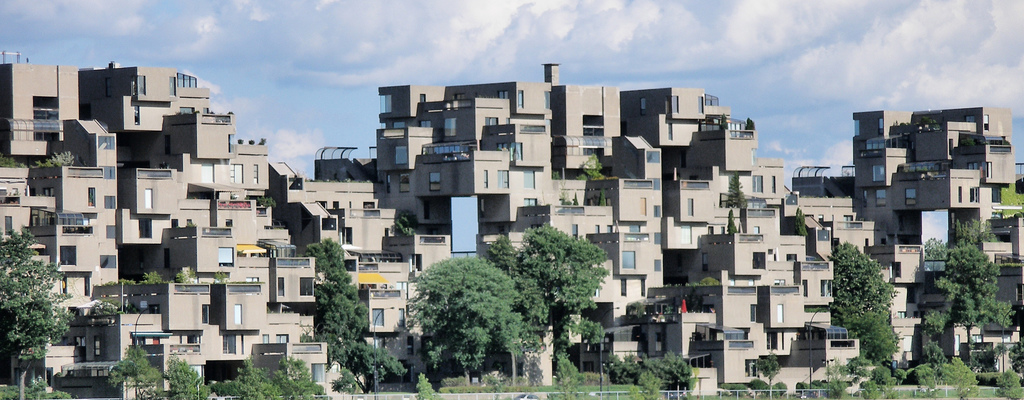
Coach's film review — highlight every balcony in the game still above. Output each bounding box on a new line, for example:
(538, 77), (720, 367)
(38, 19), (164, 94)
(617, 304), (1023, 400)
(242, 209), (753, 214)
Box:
(137, 169), (173, 179)
(217, 200), (253, 210)
(170, 344), (201, 355)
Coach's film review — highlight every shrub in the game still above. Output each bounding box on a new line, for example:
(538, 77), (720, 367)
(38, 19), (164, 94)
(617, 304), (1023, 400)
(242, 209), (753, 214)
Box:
(748, 379), (770, 391)
(440, 377), (466, 388)
(976, 372), (1001, 387)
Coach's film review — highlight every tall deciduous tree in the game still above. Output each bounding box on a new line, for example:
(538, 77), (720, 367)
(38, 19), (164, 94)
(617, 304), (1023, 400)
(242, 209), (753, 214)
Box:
(271, 357), (325, 400)
(829, 243), (897, 364)
(409, 257), (524, 383)
(756, 353), (781, 394)
(166, 357), (210, 400)
(306, 239), (403, 393)
(486, 234), (517, 272)
(0, 230), (72, 400)
(933, 243), (1011, 365)
(941, 358), (977, 399)
(725, 172), (746, 209)
(109, 346), (164, 400)
(507, 226), (608, 366)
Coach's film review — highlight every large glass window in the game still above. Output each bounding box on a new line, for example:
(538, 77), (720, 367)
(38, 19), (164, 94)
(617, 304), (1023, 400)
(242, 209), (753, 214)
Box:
(144, 188), (153, 209)
(444, 118), (456, 136)
(59, 246), (77, 265)
(218, 247), (234, 267)
(201, 164), (214, 183)
(622, 251), (636, 270)
(230, 164), (243, 184)
(429, 172), (441, 191)
(372, 308), (385, 327)
(233, 304), (242, 325)
(395, 146), (408, 165)
(223, 335), (237, 354)
(380, 95), (392, 113)
(752, 176), (763, 193)
(300, 277), (315, 296)
(523, 171), (535, 189)
(872, 165), (884, 182)
(498, 170), (509, 188)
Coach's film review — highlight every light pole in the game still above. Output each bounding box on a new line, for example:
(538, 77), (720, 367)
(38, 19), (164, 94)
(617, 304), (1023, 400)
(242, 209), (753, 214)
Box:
(806, 309), (822, 391)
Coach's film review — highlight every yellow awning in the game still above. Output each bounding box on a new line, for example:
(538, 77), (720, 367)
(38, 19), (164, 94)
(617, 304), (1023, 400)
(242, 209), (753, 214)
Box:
(358, 273), (389, 284)
(237, 244), (267, 254)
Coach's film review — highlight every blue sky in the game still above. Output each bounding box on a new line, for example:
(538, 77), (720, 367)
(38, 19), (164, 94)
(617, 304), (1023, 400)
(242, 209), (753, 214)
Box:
(5, 0), (1024, 244)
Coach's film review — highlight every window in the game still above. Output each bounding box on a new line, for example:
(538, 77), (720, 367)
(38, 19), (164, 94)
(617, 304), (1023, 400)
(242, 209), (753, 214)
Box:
(772, 176), (777, 193)
(133, 106), (141, 125)
(94, 336), (102, 356)
(498, 170), (509, 188)
(876, 189), (886, 206)
(218, 247), (234, 267)
(429, 172), (441, 191)
(202, 305), (210, 324)
(399, 173), (410, 192)
(906, 188), (916, 205)
(104, 78), (111, 97)
(753, 252), (766, 269)
(98, 135), (115, 150)
(223, 335), (237, 354)
(517, 90), (524, 108)
(970, 187), (980, 203)
(395, 146), (408, 165)
(144, 188), (153, 209)
(59, 246), (76, 265)
(398, 309), (406, 328)
(752, 176), (763, 193)
(524, 171), (535, 189)
(984, 114), (990, 130)
(230, 164), (243, 184)
(621, 279), (627, 296)
(820, 280), (832, 297)
(107, 225), (116, 239)
(372, 308), (385, 327)
(750, 305), (757, 322)
(776, 304), (784, 323)
(300, 278), (314, 296)
(87, 188), (96, 207)
(233, 304), (243, 324)
(622, 251), (636, 270)
(104, 195), (116, 209)
(380, 94), (392, 113)
(253, 164), (259, 184)
(524, 198), (538, 207)
(803, 280), (809, 297)
(483, 171), (489, 188)
(654, 260), (662, 271)
(277, 334), (289, 344)
(278, 277), (285, 297)
(571, 224), (579, 238)
(654, 205), (661, 218)
(872, 165), (884, 182)
(698, 96), (704, 114)
(544, 91), (551, 109)
(484, 117), (498, 126)
(903, 336), (913, 352)
(407, 337), (415, 355)
(497, 90), (508, 99)
(419, 120), (431, 128)
(139, 218), (152, 239)
(671, 95), (679, 114)
(687, 198), (694, 216)
(201, 164), (214, 183)
(101, 255), (116, 269)
(444, 118), (456, 136)
(312, 364), (326, 383)
(640, 98), (646, 115)
(877, 117), (884, 134)
(654, 232), (662, 244)
(646, 151), (660, 163)
(680, 225), (692, 245)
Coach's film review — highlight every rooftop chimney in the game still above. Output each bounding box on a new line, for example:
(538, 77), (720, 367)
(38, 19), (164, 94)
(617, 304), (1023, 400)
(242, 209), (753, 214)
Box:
(544, 63), (559, 86)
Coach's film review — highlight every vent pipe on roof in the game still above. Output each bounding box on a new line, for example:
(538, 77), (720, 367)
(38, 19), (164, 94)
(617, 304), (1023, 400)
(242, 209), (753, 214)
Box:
(544, 63), (559, 86)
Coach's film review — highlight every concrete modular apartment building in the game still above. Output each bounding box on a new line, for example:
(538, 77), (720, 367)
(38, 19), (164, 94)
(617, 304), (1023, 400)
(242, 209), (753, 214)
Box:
(3, 59), (1022, 395)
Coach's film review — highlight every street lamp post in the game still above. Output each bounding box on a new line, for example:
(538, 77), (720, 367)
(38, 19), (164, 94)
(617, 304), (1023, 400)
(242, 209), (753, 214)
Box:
(372, 306), (394, 400)
(807, 309), (822, 389)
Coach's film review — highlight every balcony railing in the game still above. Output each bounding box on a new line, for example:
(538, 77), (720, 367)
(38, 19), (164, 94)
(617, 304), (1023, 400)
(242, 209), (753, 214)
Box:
(201, 115), (232, 125)
(67, 168), (104, 178)
(170, 344), (201, 354)
(137, 169), (173, 179)
(679, 181), (710, 189)
(202, 227), (232, 237)
(623, 180), (654, 189)
(520, 125), (546, 133)
(369, 289), (402, 298)
(292, 343), (323, 354)
(217, 200), (252, 210)
(276, 258), (311, 267)
(728, 130), (754, 139)
(737, 234), (763, 243)
(746, 209), (775, 218)
(419, 236), (446, 244)
(624, 233), (649, 242)
(800, 261), (830, 271)
(62, 226), (93, 235)
(174, 284), (210, 294)
(836, 221), (864, 229)
(227, 284), (262, 294)
(728, 341), (754, 348)
(727, 287), (757, 295)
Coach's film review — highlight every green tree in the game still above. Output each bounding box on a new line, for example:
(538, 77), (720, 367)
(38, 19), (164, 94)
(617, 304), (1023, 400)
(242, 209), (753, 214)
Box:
(755, 353), (781, 396)
(829, 243), (896, 364)
(416, 374), (440, 400)
(306, 239), (402, 393)
(727, 210), (738, 234)
(648, 352), (693, 390)
(923, 238), (948, 261)
(606, 354), (642, 384)
(922, 341), (948, 367)
(0, 154), (25, 168)
(824, 359), (851, 399)
(725, 172), (746, 209)
(0, 378), (71, 400)
(997, 370), (1023, 400)
(629, 371), (662, 400)
(941, 358), (977, 399)
(913, 364), (938, 397)
(486, 234), (517, 272)
(506, 225), (608, 366)
(228, 359), (280, 400)
(109, 346), (164, 400)
(745, 118), (755, 130)
(952, 219), (995, 245)
(166, 357), (209, 400)
(555, 356), (583, 400)
(582, 154), (604, 180)
(394, 211), (418, 236)
(794, 208), (808, 236)
(936, 243), (1012, 366)
(272, 357), (325, 400)
(0, 230), (72, 400)
(1012, 343), (1024, 375)
(409, 257), (524, 384)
